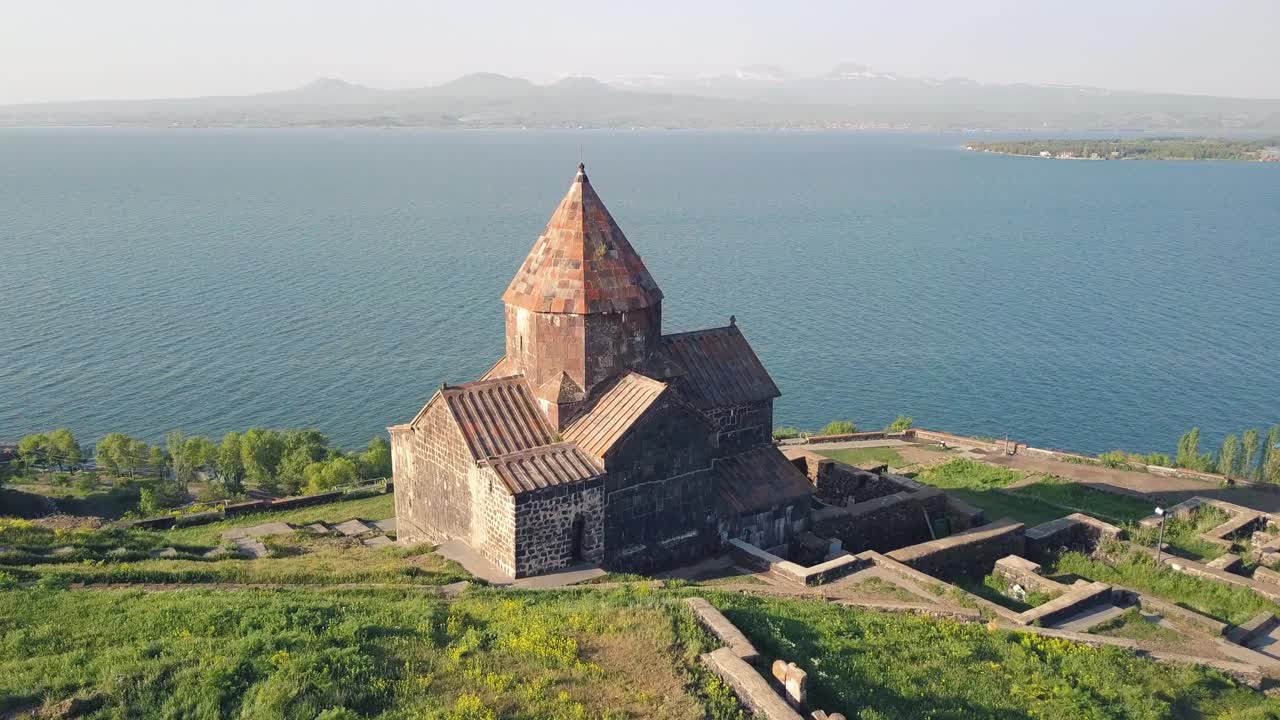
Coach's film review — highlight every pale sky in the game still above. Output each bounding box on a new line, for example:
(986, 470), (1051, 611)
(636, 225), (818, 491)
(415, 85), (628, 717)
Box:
(2, 0), (1278, 104)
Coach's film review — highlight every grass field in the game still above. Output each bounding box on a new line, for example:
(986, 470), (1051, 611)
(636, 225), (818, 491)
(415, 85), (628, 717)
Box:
(161, 493), (395, 545)
(709, 592), (1278, 719)
(1046, 548), (1276, 626)
(816, 447), (907, 469)
(3, 584), (1276, 719)
(912, 459), (1155, 527)
(0, 587), (732, 719)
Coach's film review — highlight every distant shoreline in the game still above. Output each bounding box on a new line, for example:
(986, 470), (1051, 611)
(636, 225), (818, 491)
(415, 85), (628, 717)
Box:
(965, 138), (1280, 162)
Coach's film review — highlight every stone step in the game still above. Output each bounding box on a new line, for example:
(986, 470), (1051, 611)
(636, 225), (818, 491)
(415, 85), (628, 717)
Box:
(362, 535), (393, 548)
(1051, 603), (1128, 633)
(333, 519), (375, 537)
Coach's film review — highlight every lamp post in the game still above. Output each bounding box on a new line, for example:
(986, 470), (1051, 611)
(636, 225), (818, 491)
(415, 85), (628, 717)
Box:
(1153, 506), (1166, 564)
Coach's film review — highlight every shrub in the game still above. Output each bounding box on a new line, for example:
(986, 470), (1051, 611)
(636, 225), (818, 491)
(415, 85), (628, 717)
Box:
(885, 415), (913, 432)
(816, 420), (858, 436)
(771, 426), (809, 441)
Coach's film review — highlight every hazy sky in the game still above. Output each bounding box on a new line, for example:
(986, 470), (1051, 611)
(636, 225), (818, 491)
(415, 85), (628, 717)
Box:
(4, 0), (1278, 104)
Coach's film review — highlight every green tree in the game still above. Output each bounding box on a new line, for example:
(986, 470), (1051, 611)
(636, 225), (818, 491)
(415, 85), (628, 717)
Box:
(885, 415), (914, 432)
(817, 420), (859, 436)
(184, 436), (217, 472)
(46, 429), (81, 471)
(357, 436), (392, 479)
(1175, 428), (1212, 472)
(217, 432), (246, 494)
(166, 430), (194, 489)
(95, 433), (150, 477)
(303, 457), (359, 494)
(1242, 429), (1262, 481)
(277, 430), (332, 495)
(1218, 434), (1240, 479)
(17, 432), (50, 473)
(148, 445), (169, 477)
(241, 428), (285, 494)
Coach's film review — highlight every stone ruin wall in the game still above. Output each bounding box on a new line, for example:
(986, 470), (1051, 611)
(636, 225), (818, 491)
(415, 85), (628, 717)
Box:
(886, 520), (1026, 581)
(722, 495), (813, 552)
(785, 449), (910, 506)
(812, 488), (948, 554)
(512, 478), (605, 577)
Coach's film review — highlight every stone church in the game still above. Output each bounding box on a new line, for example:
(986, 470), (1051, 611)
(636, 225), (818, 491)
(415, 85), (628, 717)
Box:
(390, 163), (813, 578)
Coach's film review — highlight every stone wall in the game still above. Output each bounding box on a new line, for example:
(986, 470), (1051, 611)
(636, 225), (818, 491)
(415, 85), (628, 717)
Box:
(722, 497), (812, 551)
(704, 399), (773, 452)
(782, 448), (918, 506)
(395, 399), (476, 546)
(886, 519), (1026, 580)
(811, 488), (948, 554)
(513, 478), (605, 577)
(601, 397), (718, 572)
(504, 302), (662, 407)
(1024, 513), (1123, 560)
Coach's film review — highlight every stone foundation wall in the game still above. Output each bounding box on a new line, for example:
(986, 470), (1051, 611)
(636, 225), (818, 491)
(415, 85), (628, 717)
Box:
(812, 488), (948, 554)
(1025, 513), (1123, 560)
(887, 519), (1026, 580)
(513, 478), (605, 577)
(721, 497), (812, 551)
(782, 448), (917, 506)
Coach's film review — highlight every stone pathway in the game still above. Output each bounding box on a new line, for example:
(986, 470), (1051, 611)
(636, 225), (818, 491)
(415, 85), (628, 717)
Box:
(434, 539), (608, 587)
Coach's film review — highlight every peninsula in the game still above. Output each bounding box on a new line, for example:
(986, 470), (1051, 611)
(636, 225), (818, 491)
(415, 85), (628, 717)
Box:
(966, 137), (1280, 161)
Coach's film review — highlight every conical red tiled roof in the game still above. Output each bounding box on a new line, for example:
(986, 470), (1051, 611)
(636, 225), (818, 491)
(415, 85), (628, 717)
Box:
(502, 164), (663, 314)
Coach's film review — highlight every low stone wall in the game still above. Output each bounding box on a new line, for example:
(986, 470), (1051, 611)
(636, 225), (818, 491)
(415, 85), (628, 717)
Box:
(812, 488), (948, 554)
(783, 448), (922, 506)
(1025, 513), (1124, 559)
(125, 484), (391, 531)
(701, 648), (804, 720)
(728, 538), (866, 587)
(886, 519), (1025, 581)
(685, 597), (760, 664)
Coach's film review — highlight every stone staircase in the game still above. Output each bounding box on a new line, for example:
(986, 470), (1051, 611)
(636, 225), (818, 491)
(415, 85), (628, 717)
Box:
(219, 517), (397, 558)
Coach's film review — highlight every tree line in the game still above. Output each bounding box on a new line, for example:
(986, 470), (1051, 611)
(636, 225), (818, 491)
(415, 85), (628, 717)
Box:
(1173, 425), (1280, 482)
(6, 428), (392, 511)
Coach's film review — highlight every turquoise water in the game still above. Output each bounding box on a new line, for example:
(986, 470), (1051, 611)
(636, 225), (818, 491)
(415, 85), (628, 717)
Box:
(1, 128), (1277, 455)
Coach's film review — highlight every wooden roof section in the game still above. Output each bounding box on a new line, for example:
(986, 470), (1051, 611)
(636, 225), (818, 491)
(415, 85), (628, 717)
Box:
(502, 163), (663, 315)
(715, 446), (814, 515)
(662, 324), (781, 409)
(435, 376), (556, 460)
(485, 442), (603, 495)
(562, 372), (668, 459)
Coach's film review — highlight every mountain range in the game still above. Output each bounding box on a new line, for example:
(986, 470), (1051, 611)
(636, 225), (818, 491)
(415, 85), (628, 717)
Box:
(5, 64), (1279, 132)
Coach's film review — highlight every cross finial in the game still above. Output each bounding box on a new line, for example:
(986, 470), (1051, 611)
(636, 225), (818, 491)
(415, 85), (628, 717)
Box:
(729, 314), (736, 326)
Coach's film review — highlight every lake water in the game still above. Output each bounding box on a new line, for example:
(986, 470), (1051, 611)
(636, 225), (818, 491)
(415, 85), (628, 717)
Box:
(1, 128), (1277, 456)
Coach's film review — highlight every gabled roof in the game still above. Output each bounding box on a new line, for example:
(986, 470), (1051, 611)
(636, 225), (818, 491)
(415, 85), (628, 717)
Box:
(485, 442), (603, 494)
(562, 372), (667, 459)
(429, 376), (556, 460)
(715, 446), (814, 515)
(662, 324), (781, 409)
(502, 163), (663, 314)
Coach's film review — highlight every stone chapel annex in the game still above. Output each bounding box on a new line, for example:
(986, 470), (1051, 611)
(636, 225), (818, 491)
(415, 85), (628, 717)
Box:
(390, 163), (814, 578)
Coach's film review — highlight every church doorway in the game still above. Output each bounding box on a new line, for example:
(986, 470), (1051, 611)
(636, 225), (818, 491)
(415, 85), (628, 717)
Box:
(570, 514), (586, 561)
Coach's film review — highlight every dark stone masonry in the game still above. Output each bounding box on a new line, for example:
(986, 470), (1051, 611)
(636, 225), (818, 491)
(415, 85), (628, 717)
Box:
(390, 164), (814, 577)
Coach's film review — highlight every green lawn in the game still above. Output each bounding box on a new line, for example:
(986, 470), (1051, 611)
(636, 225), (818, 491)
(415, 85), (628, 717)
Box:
(816, 446), (906, 469)
(1046, 548), (1275, 626)
(0, 587), (726, 719)
(913, 459), (1156, 528)
(1128, 507), (1230, 561)
(709, 592), (1277, 719)
(160, 492), (395, 545)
